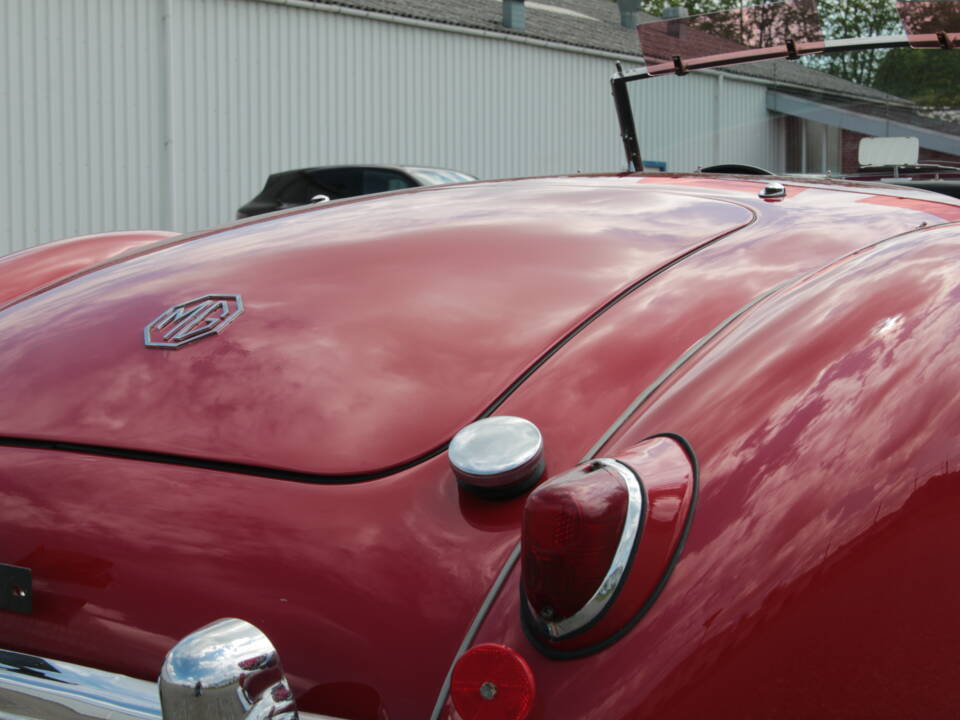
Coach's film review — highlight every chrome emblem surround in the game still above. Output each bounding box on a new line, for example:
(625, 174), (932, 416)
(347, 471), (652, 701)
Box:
(144, 294), (244, 349)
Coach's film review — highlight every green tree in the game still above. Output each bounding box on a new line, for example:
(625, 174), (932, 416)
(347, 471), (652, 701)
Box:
(809, 0), (900, 85)
(634, 0), (903, 86)
(873, 47), (960, 107)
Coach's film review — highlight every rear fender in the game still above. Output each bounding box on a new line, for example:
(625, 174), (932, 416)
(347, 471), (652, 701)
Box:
(0, 230), (177, 307)
(462, 222), (960, 719)
(592, 220), (960, 716)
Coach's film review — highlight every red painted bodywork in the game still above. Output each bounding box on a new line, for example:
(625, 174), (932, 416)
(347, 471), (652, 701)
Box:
(0, 230), (178, 307)
(2, 176), (960, 719)
(0, 185), (752, 476)
(466, 209), (960, 719)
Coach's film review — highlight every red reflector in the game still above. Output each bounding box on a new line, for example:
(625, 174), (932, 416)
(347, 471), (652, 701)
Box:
(522, 463), (629, 621)
(450, 644), (535, 720)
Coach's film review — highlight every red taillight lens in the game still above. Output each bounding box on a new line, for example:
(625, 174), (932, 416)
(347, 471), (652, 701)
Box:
(522, 463), (630, 622)
(450, 644), (535, 720)
(519, 436), (697, 657)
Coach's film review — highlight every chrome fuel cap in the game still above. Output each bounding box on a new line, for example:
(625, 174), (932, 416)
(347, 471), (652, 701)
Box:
(449, 416), (545, 498)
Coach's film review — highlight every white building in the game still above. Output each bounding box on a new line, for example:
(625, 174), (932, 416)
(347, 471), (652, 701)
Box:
(2, 0), (955, 253)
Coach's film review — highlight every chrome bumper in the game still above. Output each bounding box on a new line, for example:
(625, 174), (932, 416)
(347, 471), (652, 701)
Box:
(0, 649), (159, 720)
(0, 620), (342, 720)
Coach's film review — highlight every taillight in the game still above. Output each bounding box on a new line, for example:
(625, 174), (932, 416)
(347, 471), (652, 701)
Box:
(520, 435), (697, 656)
(521, 459), (642, 639)
(451, 643), (535, 720)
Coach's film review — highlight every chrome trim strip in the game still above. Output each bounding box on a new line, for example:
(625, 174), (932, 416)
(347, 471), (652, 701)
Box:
(529, 459), (644, 640)
(583, 276), (798, 460)
(0, 650), (341, 720)
(430, 282), (802, 714)
(428, 543), (522, 720)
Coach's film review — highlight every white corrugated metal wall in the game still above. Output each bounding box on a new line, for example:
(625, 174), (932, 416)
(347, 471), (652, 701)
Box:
(632, 72), (780, 171)
(1, 0), (783, 253)
(2, 0), (166, 253)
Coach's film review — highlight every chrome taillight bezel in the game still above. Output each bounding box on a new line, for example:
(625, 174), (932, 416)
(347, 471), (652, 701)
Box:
(523, 459), (644, 641)
(520, 434), (699, 659)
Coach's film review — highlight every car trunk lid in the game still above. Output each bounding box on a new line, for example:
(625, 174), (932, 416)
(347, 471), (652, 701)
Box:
(0, 181), (753, 476)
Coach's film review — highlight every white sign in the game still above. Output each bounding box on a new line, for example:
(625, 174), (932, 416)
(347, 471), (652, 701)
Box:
(858, 137), (920, 167)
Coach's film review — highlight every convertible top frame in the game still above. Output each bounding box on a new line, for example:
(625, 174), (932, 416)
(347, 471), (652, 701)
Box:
(612, 28), (958, 172)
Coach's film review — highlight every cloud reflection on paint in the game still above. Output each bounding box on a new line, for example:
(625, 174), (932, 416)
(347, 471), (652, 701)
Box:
(0, 448), (515, 720)
(0, 181), (749, 477)
(576, 225), (960, 715)
(494, 186), (941, 477)
(469, 223), (960, 719)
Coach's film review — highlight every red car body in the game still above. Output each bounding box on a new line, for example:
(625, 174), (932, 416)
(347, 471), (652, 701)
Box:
(2, 172), (960, 719)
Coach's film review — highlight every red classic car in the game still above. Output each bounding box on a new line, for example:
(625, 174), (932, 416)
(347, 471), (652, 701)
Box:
(2, 4), (959, 720)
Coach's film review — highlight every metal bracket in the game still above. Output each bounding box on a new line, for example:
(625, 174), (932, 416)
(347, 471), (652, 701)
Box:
(1, 563), (32, 615)
(611, 72), (643, 172)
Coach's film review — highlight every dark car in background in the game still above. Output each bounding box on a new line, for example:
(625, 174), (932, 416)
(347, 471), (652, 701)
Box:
(236, 164), (477, 218)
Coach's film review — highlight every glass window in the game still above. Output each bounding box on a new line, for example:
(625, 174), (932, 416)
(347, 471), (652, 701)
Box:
(276, 174), (328, 204)
(362, 170), (416, 194)
(407, 169), (449, 186)
(406, 167), (477, 186)
(305, 168), (365, 200)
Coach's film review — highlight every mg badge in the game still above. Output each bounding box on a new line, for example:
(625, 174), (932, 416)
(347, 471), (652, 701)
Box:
(145, 294), (244, 349)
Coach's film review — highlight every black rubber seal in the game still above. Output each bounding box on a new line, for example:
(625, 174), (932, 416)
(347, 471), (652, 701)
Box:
(456, 457), (546, 500)
(476, 216), (755, 420)
(0, 214), (747, 487)
(520, 432), (700, 660)
(0, 436), (447, 484)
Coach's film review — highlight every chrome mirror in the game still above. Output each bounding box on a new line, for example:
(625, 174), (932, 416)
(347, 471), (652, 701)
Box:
(159, 618), (298, 720)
